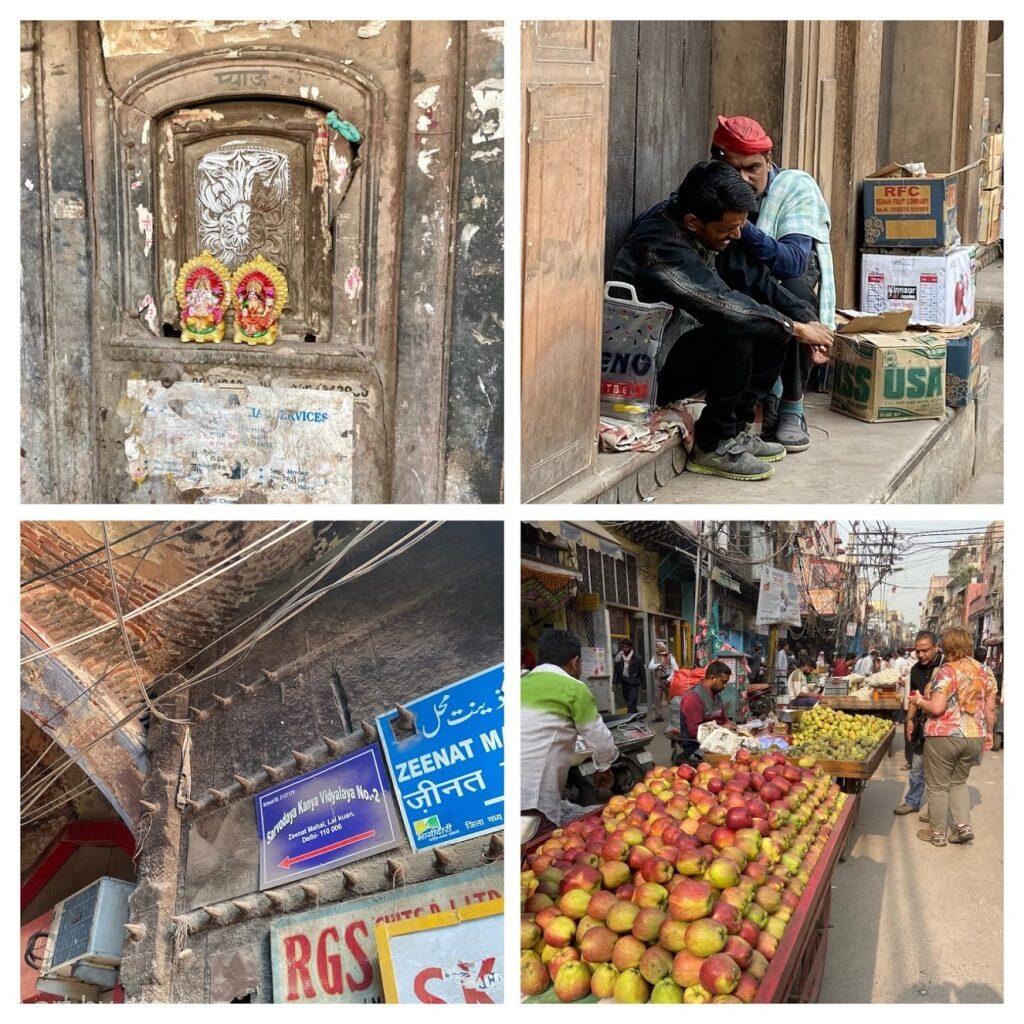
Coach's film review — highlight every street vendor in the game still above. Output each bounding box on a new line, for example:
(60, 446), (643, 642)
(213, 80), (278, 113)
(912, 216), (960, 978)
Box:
(785, 656), (821, 706)
(710, 114), (837, 453)
(854, 649), (877, 677)
(610, 160), (833, 482)
(520, 629), (618, 829)
(678, 660), (737, 761)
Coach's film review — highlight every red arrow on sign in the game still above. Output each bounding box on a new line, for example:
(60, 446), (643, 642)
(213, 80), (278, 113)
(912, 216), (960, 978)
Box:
(278, 829), (377, 869)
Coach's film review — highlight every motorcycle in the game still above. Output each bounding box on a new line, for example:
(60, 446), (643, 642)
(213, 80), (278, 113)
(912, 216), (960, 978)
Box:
(564, 711), (656, 806)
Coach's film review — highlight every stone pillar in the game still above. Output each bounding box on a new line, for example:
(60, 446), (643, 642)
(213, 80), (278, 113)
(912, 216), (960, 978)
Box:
(118, 679), (188, 1002)
(828, 21), (884, 308)
(392, 21), (464, 502)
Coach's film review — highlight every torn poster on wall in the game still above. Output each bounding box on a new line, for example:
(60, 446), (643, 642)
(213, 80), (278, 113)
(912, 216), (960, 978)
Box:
(120, 380), (353, 502)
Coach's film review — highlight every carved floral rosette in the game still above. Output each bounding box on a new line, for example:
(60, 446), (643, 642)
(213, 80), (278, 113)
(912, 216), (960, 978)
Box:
(230, 256), (288, 346)
(174, 252), (231, 343)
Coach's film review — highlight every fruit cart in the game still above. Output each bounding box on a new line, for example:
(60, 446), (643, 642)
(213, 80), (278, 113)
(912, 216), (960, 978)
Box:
(803, 725), (895, 791)
(753, 794), (857, 1002)
(705, 726), (893, 794)
(817, 696), (903, 756)
(521, 794), (859, 1004)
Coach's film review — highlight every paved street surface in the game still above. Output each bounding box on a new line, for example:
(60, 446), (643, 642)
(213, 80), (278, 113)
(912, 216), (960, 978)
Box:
(643, 722), (1003, 1002)
(821, 745), (1003, 1002)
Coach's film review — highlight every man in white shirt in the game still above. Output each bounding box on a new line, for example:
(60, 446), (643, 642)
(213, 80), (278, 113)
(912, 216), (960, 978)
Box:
(521, 629), (618, 830)
(774, 639), (790, 695)
(854, 649), (876, 677)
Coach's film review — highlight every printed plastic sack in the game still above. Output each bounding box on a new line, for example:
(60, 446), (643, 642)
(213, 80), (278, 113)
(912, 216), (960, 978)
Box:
(669, 667), (706, 700)
(601, 282), (673, 424)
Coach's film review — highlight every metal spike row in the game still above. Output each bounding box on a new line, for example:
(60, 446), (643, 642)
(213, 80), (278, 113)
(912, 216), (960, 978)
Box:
(202, 904), (227, 923)
(208, 787), (232, 805)
(395, 704), (416, 732)
(360, 719), (377, 742)
(232, 898), (257, 918)
(433, 848), (454, 874)
(170, 914), (192, 931)
(291, 749), (313, 769)
(185, 798), (206, 814)
(139, 799), (160, 814)
(189, 705), (210, 722)
(300, 883), (320, 902)
(341, 870), (360, 892)
(236, 682), (255, 696)
(264, 890), (288, 910)
(212, 693), (232, 708)
(486, 833), (504, 859)
(232, 774), (255, 793)
(386, 858), (405, 881)
(263, 764), (284, 782)
(124, 922), (147, 940)
(262, 670), (279, 684)
(324, 735), (345, 755)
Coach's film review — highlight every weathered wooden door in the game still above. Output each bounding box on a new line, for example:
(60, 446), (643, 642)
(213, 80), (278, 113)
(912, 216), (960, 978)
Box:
(604, 22), (712, 277)
(521, 21), (611, 502)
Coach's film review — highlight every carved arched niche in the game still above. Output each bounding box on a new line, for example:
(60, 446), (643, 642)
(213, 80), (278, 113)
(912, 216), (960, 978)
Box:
(99, 46), (391, 354)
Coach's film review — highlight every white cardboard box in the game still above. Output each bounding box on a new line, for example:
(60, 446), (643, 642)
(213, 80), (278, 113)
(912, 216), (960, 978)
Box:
(860, 247), (975, 327)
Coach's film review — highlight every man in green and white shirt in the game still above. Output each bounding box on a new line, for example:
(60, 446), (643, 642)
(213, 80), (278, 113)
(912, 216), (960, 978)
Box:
(521, 629), (618, 828)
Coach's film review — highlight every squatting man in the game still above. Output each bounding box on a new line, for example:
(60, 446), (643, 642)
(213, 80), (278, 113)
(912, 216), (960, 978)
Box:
(612, 116), (835, 483)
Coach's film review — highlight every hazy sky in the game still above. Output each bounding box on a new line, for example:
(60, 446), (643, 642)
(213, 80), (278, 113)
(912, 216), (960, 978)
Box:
(838, 520), (994, 625)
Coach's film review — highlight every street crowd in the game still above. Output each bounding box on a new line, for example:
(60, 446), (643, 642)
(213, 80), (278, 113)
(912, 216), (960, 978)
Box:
(521, 626), (1002, 850)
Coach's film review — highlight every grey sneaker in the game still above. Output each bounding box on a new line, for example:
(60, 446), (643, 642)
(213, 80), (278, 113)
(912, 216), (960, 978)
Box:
(685, 439), (774, 481)
(772, 411), (811, 452)
(734, 430), (786, 463)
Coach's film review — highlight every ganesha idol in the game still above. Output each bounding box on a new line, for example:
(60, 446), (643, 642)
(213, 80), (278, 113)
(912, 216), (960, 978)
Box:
(174, 253), (231, 343)
(230, 256), (288, 346)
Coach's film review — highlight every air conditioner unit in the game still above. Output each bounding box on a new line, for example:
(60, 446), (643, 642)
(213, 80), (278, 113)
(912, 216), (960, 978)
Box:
(38, 877), (134, 999)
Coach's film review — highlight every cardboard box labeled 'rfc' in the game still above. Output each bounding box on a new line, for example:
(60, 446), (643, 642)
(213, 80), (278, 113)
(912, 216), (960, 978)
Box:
(830, 311), (946, 423)
(860, 247), (975, 327)
(863, 164), (964, 248)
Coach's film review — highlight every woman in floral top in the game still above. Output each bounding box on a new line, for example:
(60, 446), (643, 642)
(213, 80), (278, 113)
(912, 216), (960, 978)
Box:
(908, 627), (998, 846)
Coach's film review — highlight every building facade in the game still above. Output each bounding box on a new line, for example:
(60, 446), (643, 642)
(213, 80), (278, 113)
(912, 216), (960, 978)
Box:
(21, 21), (504, 504)
(22, 522), (504, 1003)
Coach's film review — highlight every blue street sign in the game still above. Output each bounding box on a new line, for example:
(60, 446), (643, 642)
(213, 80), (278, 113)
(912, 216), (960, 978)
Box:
(255, 744), (402, 889)
(376, 664), (504, 852)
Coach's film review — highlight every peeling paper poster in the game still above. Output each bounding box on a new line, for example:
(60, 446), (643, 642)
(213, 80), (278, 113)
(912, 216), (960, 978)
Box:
(121, 380), (353, 502)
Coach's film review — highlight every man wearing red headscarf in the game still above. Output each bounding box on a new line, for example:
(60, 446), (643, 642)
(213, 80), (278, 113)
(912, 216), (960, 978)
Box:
(711, 115), (836, 454)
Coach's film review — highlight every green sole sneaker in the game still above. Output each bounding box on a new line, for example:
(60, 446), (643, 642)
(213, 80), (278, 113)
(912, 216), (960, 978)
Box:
(757, 450), (787, 463)
(685, 461), (774, 482)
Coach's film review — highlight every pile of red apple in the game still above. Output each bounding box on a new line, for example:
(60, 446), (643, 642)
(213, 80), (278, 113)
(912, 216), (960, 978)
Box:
(521, 750), (845, 1003)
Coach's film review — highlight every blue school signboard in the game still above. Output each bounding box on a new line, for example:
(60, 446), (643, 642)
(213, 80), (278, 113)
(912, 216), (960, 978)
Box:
(255, 744), (402, 889)
(376, 664), (504, 852)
